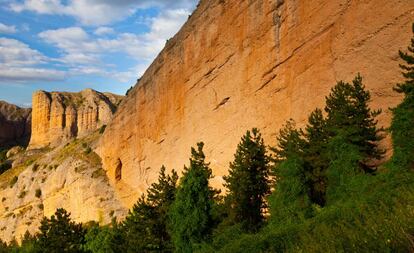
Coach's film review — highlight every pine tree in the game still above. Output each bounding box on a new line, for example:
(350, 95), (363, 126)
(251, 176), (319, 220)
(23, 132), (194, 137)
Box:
(390, 23), (414, 170)
(123, 166), (178, 252)
(272, 119), (305, 161)
(303, 109), (329, 206)
(394, 23), (414, 96)
(269, 121), (312, 223)
(36, 208), (87, 253)
(169, 142), (216, 253)
(325, 74), (384, 169)
(223, 128), (270, 231)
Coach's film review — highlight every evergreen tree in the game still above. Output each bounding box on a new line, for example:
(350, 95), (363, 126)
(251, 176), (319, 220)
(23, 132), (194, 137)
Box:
(394, 23), (414, 96)
(390, 23), (414, 170)
(169, 142), (216, 253)
(303, 109), (329, 206)
(123, 166), (178, 252)
(269, 121), (312, 223)
(83, 223), (116, 253)
(272, 119), (305, 161)
(325, 74), (384, 170)
(36, 208), (87, 253)
(223, 128), (270, 231)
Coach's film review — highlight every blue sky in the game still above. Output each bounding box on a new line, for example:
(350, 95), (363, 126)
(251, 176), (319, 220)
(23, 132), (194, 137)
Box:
(0, 0), (197, 107)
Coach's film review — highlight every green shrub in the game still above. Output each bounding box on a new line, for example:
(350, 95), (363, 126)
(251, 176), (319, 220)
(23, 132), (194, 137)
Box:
(84, 147), (92, 154)
(18, 190), (26, 199)
(32, 163), (39, 172)
(35, 189), (42, 198)
(99, 125), (107, 134)
(9, 176), (18, 188)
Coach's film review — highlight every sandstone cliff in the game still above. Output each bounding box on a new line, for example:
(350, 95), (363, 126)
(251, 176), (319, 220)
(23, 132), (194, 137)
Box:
(0, 101), (31, 147)
(29, 89), (122, 149)
(98, 0), (414, 207)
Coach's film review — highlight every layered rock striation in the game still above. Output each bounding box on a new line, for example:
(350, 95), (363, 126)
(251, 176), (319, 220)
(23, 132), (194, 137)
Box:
(98, 0), (414, 207)
(29, 89), (122, 149)
(0, 101), (31, 147)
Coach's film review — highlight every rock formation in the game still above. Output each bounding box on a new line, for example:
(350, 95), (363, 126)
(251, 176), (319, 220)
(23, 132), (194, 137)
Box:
(0, 101), (31, 147)
(98, 0), (414, 207)
(0, 132), (127, 242)
(29, 89), (122, 149)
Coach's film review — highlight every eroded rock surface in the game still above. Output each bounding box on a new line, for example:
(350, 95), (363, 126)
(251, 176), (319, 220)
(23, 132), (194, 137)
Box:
(29, 89), (122, 149)
(0, 101), (31, 147)
(98, 0), (414, 207)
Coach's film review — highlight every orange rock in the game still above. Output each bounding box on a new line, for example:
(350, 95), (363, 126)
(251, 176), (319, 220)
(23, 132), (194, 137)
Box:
(97, 0), (413, 208)
(29, 89), (122, 149)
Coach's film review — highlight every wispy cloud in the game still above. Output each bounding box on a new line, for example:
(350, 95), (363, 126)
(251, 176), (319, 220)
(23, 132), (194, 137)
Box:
(0, 23), (17, 34)
(0, 38), (65, 82)
(9, 0), (196, 26)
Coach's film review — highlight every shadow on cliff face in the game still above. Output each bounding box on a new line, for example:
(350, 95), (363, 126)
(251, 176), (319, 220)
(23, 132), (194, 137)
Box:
(0, 101), (32, 149)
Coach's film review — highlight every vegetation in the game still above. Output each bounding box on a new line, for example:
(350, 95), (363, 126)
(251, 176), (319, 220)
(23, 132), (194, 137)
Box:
(169, 142), (218, 253)
(9, 176), (18, 188)
(1, 23), (413, 253)
(223, 128), (270, 231)
(35, 189), (42, 198)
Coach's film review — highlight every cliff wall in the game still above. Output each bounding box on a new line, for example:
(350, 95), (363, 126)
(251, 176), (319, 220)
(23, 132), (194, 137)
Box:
(29, 89), (122, 149)
(98, 0), (414, 207)
(0, 101), (31, 147)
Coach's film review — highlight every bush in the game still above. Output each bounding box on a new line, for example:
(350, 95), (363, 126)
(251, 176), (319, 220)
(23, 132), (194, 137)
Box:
(99, 125), (107, 134)
(18, 190), (26, 199)
(9, 176), (18, 188)
(84, 147), (92, 154)
(35, 189), (42, 198)
(32, 163), (39, 172)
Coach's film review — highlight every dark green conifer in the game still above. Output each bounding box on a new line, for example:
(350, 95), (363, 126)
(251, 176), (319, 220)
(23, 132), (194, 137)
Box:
(169, 142), (216, 253)
(390, 23), (414, 170)
(325, 74), (384, 169)
(123, 166), (178, 252)
(223, 128), (270, 231)
(36, 208), (87, 253)
(269, 121), (312, 223)
(303, 109), (329, 206)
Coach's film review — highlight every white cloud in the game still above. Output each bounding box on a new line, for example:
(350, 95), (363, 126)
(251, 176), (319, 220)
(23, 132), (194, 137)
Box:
(0, 23), (17, 34)
(0, 67), (66, 82)
(0, 38), (45, 66)
(39, 8), (190, 64)
(10, 0), (197, 26)
(94, 27), (114, 36)
(0, 38), (65, 83)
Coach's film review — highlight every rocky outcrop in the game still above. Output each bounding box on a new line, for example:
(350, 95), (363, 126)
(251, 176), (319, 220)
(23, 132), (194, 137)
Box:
(98, 0), (414, 207)
(29, 89), (122, 149)
(0, 101), (31, 147)
(0, 132), (127, 242)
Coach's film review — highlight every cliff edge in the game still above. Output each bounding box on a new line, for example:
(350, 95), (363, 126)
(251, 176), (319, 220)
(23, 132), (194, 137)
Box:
(98, 0), (414, 207)
(29, 89), (122, 149)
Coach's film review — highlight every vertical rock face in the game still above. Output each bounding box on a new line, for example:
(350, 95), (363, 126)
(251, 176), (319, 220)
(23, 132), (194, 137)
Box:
(29, 89), (123, 149)
(0, 101), (31, 147)
(98, 0), (414, 207)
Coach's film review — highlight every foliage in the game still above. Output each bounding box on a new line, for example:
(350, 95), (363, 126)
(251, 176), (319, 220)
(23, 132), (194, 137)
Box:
(325, 74), (384, 167)
(389, 23), (414, 171)
(224, 128), (270, 231)
(269, 121), (312, 224)
(122, 166), (178, 252)
(9, 176), (18, 188)
(83, 221), (121, 253)
(169, 142), (217, 253)
(36, 208), (87, 253)
(35, 189), (42, 198)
